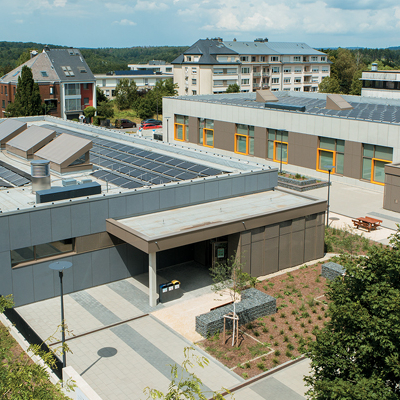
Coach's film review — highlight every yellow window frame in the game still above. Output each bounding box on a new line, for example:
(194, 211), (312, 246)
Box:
(234, 133), (248, 155)
(370, 158), (391, 186)
(174, 123), (185, 141)
(203, 128), (214, 148)
(273, 140), (288, 164)
(316, 148), (336, 173)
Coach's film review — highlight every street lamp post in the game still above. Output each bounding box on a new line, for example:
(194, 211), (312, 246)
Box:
(49, 261), (72, 370)
(165, 117), (170, 142)
(324, 165), (334, 226)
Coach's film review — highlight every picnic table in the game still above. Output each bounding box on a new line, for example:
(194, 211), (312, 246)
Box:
(352, 216), (383, 232)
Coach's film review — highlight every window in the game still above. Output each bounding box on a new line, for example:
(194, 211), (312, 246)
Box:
(186, 56), (192, 61)
(260, 56), (265, 62)
(111, 90), (116, 97)
(1, 100), (5, 109)
(83, 83), (89, 90)
(192, 78), (197, 85)
(251, 56), (256, 62)
(283, 88), (290, 91)
(294, 77), (302, 83)
(50, 87), (54, 95)
(235, 124), (254, 155)
(166, 67), (172, 72)
(192, 90), (197, 95)
(11, 239), (75, 267)
(267, 129), (288, 163)
(1, 86), (2, 94)
(272, 67), (280, 73)
(311, 56), (318, 61)
(174, 115), (189, 141)
(241, 67), (250, 74)
(240, 56), (249, 62)
(199, 118), (214, 147)
(78, 67), (87, 73)
(84, 97), (89, 105)
(192, 67), (197, 74)
(193, 56), (200, 62)
(65, 83), (80, 96)
(13, 87), (15, 95)
(65, 98), (81, 111)
(283, 67), (291, 73)
(322, 67), (329, 72)
(40, 71), (48, 77)
(284, 77), (291, 84)
(312, 76), (319, 82)
(5, 87), (7, 95)
(293, 56), (301, 62)
(317, 137), (345, 174)
(271, 88), (279, 91)
(241, 79), (250, 85)
(294, 87), (301, 91)
(271, 56), (279, 62)
(271, 78), (279, 84)
(61, 66), (75, 77)
(105, 90), (110, 96)
(362, 144), (392, 184)
(312, 67), (319, 72)
(294, 67), (302, 73)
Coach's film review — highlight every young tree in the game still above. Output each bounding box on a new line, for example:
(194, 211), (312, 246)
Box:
(225, 83), (240, 93)
(115, 78), (138, 110)
(96, 86), (108, 106)
(210, 253), (250, 346)
(143, 347), (230, 400)
(350, 69), (363, 96)
(97, 101), (114, 119)
(305, 231), (400, 399)
(83, 106), (96, 123)
(318, 76), (341, 94)
(6, 66), (43, 117)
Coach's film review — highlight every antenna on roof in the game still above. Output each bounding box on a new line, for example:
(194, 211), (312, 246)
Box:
(44, 45), (50, 52)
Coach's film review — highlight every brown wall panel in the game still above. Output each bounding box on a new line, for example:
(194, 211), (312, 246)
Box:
(265, 223), (279, 239)
(228, 233), (240, 259)
(188, 116), (198, 144)
(292, 217), (305, 233)
(254, 127), (267, 159)
(343, 141), (362, 179)
(241, 244), (251, 274)
(279, 233), (291, 270)
(304, 226), (317, 261)
(288, 132), (318, 170)
(280, 220), (292, 235)
(75, 232), (123, 254)
(214, 120), (235, 152)
(263, 236), (279, 275)
(315, 224), (325, 259)
(250, 240), (264, 276)
(251, 227), (264, 242)
(291, 230), (305, 267)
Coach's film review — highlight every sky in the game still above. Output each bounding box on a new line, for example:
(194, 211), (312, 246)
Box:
(1, 0), (400, 49)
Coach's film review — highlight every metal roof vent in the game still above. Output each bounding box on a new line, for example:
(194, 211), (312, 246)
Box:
(31, 160), (50, 193)
(371, 63), (378, 71)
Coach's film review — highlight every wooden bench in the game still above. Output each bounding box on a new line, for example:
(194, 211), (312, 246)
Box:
(352, 216), (382, 232)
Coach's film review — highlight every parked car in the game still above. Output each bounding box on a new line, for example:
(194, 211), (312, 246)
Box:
(115, 119), (136, 129)
(141, 118), (162, 125)
(141, 122), (163, 130)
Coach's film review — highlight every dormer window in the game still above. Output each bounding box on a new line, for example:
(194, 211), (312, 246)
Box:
(40, 71), (48, 77)
(187, 56), (192, 61)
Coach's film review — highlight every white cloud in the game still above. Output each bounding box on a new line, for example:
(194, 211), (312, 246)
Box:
(135, 1), (168, 11)
(105, 2), (135, 13)
(113, 19), (136, 26)
(53, 0), (67, 7)
(15, 19), (24, 23)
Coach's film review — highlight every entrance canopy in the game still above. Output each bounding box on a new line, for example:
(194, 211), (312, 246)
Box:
(106, 190), (325, 254)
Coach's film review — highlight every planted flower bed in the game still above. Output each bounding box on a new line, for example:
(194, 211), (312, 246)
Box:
(278, 172), (329, 192)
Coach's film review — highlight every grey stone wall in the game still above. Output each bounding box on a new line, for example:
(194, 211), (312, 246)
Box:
(321, 262), (346, 280)
(195, 288), (276, 338)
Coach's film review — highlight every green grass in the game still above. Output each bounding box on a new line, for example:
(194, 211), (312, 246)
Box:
(247, 343), (269, 358)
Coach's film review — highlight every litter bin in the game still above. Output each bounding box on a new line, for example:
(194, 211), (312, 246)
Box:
(171, 280), (182, 300)
(159, 282), (169, 303)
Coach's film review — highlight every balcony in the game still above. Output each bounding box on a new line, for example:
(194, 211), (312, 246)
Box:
(253, 72), (261, 77)
(253, 83), (261, 89)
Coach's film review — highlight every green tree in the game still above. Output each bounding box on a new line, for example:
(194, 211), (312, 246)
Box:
(83, 106), (96, 123)
(96, 86), (108, 106)
(225, 83), (240, 93)
(143, 347), (230, 399)
(135, 96), (154, 120)
(16, 49), (37, 66)
(318, 76), (341, 94)
(115, 78), (138, 110)
(350, 69), (363, 96)
(6, 66), (43, 117)
(305, 230), (400, 399)
(97, 101), (114, 119)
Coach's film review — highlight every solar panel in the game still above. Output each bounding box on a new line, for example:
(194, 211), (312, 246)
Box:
(0, 178), (13, 188)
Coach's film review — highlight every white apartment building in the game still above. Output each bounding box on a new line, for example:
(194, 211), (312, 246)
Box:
(95, 70), (173, 99)
(128, 60), (173, 74)
(172, 38), (331, 96)
(361, 64), (400, 100)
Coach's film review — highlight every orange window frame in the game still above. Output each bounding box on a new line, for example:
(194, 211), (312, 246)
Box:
(371, 158), (391, 186)
(234, 134), (248, 155)
(174, 123), (185, 141)
(203, 128), (214, 148)
(316, 148), (336, 173)
(273, 140), (288, 164)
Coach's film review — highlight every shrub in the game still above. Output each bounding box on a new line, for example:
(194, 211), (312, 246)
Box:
(279, 329), (284, 335)
(257, 362), (266, 370)
(242, 372), (249, 378)
(254, 331), (260, 337)
(274, 341), (279, 346)
(286, 350), (293, 357)
(263, 327), (269, 333)
(272, 358), (279, 365)
(287, 343), (295, 350)
(274, 350), (281, 356)
(280, 312), (286, 318)
(271, 316), (275, 322)
(283, 335), (289, 342)
(245, 362), (251, 368)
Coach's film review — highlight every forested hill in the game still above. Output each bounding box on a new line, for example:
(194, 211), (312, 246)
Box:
(0, 41), (188, 75)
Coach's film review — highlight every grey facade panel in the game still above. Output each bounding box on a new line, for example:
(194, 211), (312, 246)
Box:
(159, 188), (175, 209)
(218, 178), (232, 198)
(70, 203), (91, 237)
(175, 185), (191, 207)
(90, 200), (109, 233)
(9, 213), (32, 250)
(126, 245), (147, 277)
(257, 172), (271, 191)
(30, 209), (52, 246)
(190, 182), (205, 203)
(245, 174), (258, 193)
(0, 216), (10, 253)
(142, 191), (160, 213)
(204, 180), (219, 201)
(126, 193), (144, 215)
(231, 175), (245, 196)
(12, 266), (35, 306)
(33, 262), (55, 302)
(108, 196), (127, 219)
(53, 256), (74, 296)
(0, 251), (12, 296)
(92, 248), (111, 287)
(72, 252), (93, 291)
(109, 244), (129, 281)
(51, 206), (72, 241)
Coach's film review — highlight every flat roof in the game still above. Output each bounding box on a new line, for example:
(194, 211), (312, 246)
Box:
(106, 190), (326, 253)
(172, 91), (400, 125)
(6, 125), (55, 151)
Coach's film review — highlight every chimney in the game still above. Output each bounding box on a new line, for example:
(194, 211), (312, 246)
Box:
(371, 63), (378, 71)
(233, 38), (237, 42)
(30, 50), (38, 59)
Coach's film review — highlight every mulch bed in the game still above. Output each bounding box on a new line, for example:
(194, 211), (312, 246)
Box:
(198, 262), (330, 379)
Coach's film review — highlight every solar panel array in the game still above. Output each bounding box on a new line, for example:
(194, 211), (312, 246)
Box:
(0, 165), (31, 187)
(41, 124), (226, 189)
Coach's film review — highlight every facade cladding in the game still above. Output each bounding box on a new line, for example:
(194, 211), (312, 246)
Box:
(163, 91), (400, 198)
(0, 119), (326, 307)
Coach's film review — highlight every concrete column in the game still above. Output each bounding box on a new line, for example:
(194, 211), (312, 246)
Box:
(149, 252), (157, 307)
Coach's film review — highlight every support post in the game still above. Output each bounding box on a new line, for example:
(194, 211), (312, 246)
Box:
(149, 252), (157, 307)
